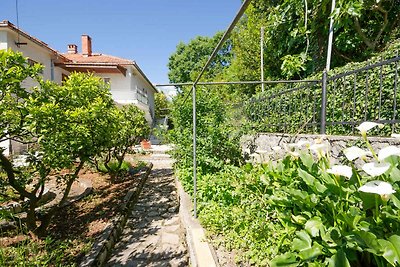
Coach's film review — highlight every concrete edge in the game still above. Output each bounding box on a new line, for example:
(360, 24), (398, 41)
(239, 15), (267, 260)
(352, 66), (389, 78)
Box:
(79, 163), (153, 267)
(176, 178), (219, 267)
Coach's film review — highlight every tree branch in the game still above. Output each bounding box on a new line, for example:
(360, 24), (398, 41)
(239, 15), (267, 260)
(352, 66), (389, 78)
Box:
(333, 46), (353, 62)
(0, 152), (33, 200)
(354, 18), (375, 50)
(353, 3), (389, 51)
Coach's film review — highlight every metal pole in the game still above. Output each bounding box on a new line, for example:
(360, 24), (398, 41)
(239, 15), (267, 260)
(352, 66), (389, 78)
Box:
(326, 0), (336, 71)
(320, 70), (328, 134)
(261, 27), (265, 92)
(192, 85), (197, 218)
(155, 79), (320, 87)
(192, 0), (253, 86)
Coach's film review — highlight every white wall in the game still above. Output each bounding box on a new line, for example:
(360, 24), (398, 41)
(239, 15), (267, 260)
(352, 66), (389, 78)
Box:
(95, 72), (134, 103)
(8, 32), (53, 82)
(130, 68), (156, 124)
(1, 30), (65, 88)
(53, 67), (69, 84)
(96, 69), (154, 125)
(0, 139), (9, 156)
(0, 31), (7, 50)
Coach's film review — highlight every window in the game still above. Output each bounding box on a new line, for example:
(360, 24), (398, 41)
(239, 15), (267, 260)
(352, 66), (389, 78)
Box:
(27, 58), (43, 74)
(62, 74), (68, 84)
(137, 87), (148, 104)
(103, 77), (111, 84)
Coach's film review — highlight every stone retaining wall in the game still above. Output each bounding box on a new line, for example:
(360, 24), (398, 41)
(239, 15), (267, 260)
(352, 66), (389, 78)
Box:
(242, 133), (400, 163)
(79, 163), (153, 267)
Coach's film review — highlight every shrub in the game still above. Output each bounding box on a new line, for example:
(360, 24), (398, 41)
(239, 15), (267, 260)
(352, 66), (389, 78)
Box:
(188, 123), (400, 266)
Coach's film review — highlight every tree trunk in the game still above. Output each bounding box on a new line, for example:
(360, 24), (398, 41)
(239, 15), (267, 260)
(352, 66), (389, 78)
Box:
(34, 160), (85, 237)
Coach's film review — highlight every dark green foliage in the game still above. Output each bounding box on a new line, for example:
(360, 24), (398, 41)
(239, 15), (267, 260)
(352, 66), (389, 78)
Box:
(180, 143), (400, 266)
(245, 39), (400, 136)
(168, 86), (244, 174)
(167, 32), (232, 87)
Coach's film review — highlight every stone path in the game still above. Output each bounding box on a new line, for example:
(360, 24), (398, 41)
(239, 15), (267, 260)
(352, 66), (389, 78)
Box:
(106, 146), (189, 267)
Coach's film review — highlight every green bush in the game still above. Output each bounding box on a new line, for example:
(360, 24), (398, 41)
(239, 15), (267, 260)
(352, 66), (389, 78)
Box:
(169, 86), (244, 174)
(97, 160), (132, 173)
(245, 39), (400, 136)
(185, 126), (400, 266)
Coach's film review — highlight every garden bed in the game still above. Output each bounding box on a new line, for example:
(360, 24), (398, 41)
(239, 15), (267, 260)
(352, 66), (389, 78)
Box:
(0, 162), (150, 266)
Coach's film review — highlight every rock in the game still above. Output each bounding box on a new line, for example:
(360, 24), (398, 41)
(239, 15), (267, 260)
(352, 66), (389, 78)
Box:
(168, 206), (178, 213)
(147, 211), (159, 217)
(162, 232), (180, 245)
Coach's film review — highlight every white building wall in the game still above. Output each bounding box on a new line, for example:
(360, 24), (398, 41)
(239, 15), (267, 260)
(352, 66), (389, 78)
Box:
(0, 31), (8, 50)
(53, 67), (69, 83)
(0, 139), (9, 156)
(96, 69), (154, 125)
(95, 72), (134, 104)
(130, 69), (156, 124)
(8, 32), (51, 78)
(0, 30), (68, 84)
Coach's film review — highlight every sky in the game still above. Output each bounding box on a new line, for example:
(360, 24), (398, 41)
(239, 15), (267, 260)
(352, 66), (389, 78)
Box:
(0, 0), (242, 95)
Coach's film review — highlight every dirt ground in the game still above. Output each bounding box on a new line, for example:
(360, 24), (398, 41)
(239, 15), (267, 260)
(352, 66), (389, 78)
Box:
(0, 160), (148, 265)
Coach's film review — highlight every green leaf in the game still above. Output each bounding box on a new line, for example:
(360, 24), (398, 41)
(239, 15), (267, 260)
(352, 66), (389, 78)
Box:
(378, 235), (400, 266)
(291, 214), (307, 225)
(390, 194), (400, 209)
(299, 243), (323, 261)
(389, 167), (400, 183)
(300, 153), (314, 170)
(353, 231), (382, 254)
(270, 252), (299, 267)
(298, 168), (327, 193)
(298, 168), (315, 186)
(293, 231), (312, 251)
(327, 249), (351, 267)
(305, 217), (324, 237)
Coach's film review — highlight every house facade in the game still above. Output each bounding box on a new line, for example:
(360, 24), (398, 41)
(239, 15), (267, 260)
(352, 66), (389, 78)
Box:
(0, 20), (157, 155)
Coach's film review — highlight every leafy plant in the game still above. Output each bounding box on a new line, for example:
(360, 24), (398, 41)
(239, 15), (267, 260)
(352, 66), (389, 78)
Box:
(179, 122), (400, 266)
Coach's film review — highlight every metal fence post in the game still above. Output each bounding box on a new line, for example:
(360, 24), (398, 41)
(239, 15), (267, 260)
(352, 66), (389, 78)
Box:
(320, 70), (328, 134)
(192, 85), (197, 219)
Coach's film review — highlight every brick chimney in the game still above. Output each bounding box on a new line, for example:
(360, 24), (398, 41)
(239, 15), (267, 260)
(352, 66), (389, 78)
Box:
(67, 44), (77, 54)
(81, 34), (92, 56)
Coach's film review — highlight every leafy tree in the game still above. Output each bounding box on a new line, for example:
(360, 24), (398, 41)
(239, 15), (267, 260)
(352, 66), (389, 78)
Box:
(0, 50), (46, 234)
(94, 104), (149, 181)
(154, 92), (170, 119)
(169, 86), (243, 174)
(167, 32), (232, 87)
(228, 0), (400, 84)
(0, 53), (118, 237)
(24, 72), (117, 235)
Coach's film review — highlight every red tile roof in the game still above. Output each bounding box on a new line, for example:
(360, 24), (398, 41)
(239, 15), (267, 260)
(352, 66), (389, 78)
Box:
(63, 53), (134, 65)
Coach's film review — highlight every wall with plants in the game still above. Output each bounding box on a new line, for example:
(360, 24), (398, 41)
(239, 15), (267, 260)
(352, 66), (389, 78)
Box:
(179, 122), (400, 266)
(245, 39), (400, 136)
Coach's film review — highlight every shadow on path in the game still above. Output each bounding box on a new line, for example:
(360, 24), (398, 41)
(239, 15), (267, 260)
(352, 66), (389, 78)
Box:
(106, 157), (188, 267)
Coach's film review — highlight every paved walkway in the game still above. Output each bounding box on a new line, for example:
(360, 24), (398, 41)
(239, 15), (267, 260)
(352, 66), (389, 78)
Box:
(106, 146), (189, 267)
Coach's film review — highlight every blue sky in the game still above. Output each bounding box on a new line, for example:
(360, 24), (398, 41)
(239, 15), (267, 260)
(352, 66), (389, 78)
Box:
(0, 0), (242, 92)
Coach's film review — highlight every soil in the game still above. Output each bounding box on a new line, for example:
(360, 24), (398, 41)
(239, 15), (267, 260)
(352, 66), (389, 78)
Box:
(0, 162), (147, 265)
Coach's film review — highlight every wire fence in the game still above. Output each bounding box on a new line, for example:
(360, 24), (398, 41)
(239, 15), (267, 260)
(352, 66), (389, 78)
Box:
(244, 53), (400, 136)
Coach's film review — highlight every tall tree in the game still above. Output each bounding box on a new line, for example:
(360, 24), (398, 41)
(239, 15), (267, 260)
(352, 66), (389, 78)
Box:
(228, 0), (400, 83)
(154, 92), (170, 119)
(167, 31), (232, 88)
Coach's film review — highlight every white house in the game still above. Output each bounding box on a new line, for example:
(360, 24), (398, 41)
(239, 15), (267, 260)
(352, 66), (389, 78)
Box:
(0, 20), (157, 155)
(57, 35), (157, 123)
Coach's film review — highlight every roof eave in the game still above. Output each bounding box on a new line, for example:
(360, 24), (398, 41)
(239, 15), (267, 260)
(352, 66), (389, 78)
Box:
(132, 62), (158, 93)
(0, 20), (69, 62)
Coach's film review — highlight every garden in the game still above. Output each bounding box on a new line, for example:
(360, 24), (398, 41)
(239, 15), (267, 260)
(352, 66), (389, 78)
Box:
(166, 0), (400, 265)
(0, 50), (150, 265)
